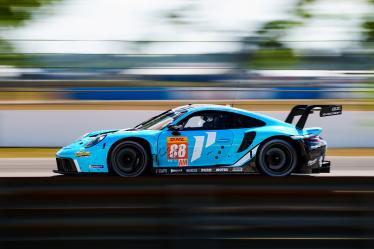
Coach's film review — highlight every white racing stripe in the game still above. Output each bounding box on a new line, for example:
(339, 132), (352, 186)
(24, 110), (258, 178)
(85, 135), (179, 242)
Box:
(191, 136), (205, 162)
(232, 145), (259, 167)
(205, 132), (216, 148)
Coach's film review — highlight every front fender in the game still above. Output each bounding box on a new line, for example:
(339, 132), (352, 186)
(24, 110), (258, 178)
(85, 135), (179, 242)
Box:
(104, 130), (162, 156)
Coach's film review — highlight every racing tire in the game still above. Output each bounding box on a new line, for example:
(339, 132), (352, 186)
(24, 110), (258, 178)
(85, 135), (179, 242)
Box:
(108, 141), (149, 177)
(256, 139), (297, 177)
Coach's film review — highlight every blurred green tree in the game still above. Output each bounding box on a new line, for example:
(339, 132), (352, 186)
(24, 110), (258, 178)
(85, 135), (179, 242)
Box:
(249, 20), (302, 69)
(362, 0), (374, 43)
(0, 0), (59, 66)
(0, 0), (54, 26)
(363, 0), (374, 97)
(248, 0), (316, 69)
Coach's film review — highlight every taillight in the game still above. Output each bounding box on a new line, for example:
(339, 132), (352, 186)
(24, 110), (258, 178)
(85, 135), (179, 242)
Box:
(303, 136), (320, 142)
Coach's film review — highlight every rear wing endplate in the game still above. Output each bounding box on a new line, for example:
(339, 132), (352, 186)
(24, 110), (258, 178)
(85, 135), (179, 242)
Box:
(285, 105), (342, 130)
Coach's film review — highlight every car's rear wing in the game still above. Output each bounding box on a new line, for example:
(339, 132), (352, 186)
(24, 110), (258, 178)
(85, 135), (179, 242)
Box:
(285, 105), (342, 130)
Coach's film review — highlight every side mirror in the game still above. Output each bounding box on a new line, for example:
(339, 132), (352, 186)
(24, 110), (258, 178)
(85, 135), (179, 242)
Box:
(167, 124), (183, 135)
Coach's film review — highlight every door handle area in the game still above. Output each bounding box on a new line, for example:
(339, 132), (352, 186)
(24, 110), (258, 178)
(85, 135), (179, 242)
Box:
(217, 138), (230, 142)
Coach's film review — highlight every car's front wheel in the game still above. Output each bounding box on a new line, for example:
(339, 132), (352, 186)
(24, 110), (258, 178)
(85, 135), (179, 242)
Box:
(108, 141), (149, 177)
(256, 139), (297, 177)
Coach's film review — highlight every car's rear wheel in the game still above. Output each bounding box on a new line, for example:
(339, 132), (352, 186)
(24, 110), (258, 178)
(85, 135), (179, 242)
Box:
(256, 139), (297, 176)
(108, 141), (149, 177)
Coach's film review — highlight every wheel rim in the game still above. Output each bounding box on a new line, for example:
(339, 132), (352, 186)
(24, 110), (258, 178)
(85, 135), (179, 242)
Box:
(260, 142), (295, 175)
(114, 146), (144, 175)
(265, 148), (287, 170)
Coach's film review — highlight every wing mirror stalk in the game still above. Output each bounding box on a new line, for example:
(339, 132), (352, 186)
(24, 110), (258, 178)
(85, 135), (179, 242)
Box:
(168, 125), (183, 136)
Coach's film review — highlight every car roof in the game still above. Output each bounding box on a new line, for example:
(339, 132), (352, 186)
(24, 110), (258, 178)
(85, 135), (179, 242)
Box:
(174, 104), (249, 114)
(173, 104), (286, 126)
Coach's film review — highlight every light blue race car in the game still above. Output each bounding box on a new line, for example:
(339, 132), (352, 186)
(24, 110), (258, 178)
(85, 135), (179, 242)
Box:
(54, 104), (342, 177)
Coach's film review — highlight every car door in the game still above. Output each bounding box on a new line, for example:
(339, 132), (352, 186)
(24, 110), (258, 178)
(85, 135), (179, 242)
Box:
(157, 111), (233, 167)
(223, 112), (267, 166)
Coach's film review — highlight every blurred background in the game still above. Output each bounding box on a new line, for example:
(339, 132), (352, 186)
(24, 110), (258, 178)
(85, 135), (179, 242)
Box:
(2, 2), (374, 249)
(0, 0), (374, 146)
(1, 0), (374, 99)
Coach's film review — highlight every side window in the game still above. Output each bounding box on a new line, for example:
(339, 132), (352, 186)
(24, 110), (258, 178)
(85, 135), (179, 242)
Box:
(180, 111), (228, 130)
(184, 115), (209, 129)
(230, 113), (266, 129)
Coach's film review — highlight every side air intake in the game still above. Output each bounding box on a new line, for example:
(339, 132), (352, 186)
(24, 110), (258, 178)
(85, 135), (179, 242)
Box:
(237, 132), (256, 153)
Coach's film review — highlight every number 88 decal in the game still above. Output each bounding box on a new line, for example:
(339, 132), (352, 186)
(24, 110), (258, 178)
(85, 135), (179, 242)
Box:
(167, 137), (188, 160)
(169, 143), (187, 159)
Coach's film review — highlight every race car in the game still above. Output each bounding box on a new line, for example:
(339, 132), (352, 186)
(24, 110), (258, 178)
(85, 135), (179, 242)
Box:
(54, 104), (342, 177)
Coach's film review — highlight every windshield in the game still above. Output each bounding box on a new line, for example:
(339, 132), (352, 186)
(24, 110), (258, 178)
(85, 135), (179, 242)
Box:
(133, 109), (187, 130)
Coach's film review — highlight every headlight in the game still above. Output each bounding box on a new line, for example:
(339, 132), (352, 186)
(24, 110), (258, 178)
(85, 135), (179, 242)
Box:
(85, 134), (107, 148)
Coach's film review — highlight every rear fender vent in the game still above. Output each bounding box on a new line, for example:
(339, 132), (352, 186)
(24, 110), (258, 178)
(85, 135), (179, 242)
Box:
(237, 132), (256, 153)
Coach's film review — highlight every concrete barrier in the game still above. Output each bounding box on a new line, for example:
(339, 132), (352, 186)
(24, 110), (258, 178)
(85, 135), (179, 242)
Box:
(0, 110), (373, 147)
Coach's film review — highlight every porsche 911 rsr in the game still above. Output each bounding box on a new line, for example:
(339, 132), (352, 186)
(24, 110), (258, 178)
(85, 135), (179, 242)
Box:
(54, 104), (342, 177)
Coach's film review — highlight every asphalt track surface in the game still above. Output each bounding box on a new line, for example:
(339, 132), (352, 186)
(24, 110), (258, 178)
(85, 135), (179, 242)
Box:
(0, 156), (373, 177)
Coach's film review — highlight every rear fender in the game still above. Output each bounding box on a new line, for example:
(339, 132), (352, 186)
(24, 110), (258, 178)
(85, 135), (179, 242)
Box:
(303, 127), (322, 137)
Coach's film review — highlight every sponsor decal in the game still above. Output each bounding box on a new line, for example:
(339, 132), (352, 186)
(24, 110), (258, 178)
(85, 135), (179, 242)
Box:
(170, 168), (183, 173)
(154, 165), (259, 174)
(231, 167), (243, 172)
(200, 168), (212, 173)
(186, 168), (198, 173)
(321, 105), (342, 116)
(215, 168), (229, 172)
(75, 151), (91, 157)
(307, 158), (318, 166)
(178, 159), (188, 167)
(166, 132), (219, 166)
(167, 137), (188, 165)
(156, 168), (168, 174)
(89, 165), (104, 169)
